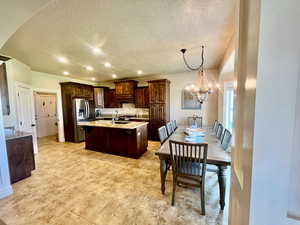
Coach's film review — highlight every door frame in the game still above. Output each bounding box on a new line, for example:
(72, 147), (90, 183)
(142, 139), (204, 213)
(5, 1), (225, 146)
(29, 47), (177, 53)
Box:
(15, 81), (38, 153)
(32, 88), (64, 142)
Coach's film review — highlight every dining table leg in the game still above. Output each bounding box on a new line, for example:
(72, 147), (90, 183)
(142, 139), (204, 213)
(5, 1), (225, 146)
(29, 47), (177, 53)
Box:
(159, 158), (168, 194)
(217, 165), (227, 210)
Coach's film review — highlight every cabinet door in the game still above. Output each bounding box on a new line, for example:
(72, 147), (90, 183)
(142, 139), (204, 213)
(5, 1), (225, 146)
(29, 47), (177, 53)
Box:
(158, 83), (166, 103)
(148, 83), (156, 104)
(94, 88), (104, 108)
(6, 136), (35, 184)
(135, 87), (149, 108)
(144, 88), (149, 108)
(149, 103), (166, 122)
(149, 81), (167, 104)
(115, 83), (124, 96)
(135, 88), (143, 108)
(0, 63), (10, 115)
(104, 89), (120, 108)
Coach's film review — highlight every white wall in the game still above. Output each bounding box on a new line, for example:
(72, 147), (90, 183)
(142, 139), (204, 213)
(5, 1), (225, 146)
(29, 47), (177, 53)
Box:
(99, 70), (219, 126)
(288, 68), (300, 220)
(250, 0), (300, 224)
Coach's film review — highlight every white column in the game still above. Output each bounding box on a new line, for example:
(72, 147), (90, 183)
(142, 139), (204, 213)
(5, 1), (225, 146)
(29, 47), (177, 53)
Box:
(0, 98), (13, 198)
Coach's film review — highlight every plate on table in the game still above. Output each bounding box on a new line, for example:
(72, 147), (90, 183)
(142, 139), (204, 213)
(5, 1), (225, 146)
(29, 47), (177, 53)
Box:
(185, 128), (205, 137)
(185, 136), (204, 143)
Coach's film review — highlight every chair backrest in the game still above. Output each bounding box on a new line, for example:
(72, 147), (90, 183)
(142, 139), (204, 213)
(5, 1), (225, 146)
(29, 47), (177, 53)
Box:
(216, 123), (224, 139)
(188, 116), (203, 128)
(166, 122), (173, 136)
(169, 140), (208, 178)
(158, 126), (168, 144)
(221, 129), (232, 150)
(213, 120), (218, 132)
(171, 120), (177, 131)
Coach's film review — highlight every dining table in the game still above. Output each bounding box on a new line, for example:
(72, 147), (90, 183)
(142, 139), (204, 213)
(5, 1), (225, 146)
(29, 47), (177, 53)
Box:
(155, 126), (231, 210)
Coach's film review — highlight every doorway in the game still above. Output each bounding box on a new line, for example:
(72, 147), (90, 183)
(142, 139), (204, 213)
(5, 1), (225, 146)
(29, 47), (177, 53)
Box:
(34, 92), (58, 138)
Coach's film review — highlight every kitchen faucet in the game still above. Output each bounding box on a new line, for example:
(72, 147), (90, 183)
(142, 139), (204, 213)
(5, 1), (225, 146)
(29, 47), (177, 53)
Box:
(112, 110), (119, 124)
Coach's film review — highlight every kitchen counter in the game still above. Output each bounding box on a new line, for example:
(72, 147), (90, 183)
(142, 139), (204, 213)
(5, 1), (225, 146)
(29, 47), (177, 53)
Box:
(5, 131), (32, 140)
(78, 120), (148, 129)
(79, 120), (148, 158)
(96, 116), (149, 121)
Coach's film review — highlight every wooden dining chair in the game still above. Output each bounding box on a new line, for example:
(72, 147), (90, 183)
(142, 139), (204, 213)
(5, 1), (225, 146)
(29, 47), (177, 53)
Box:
(158, 126), (168, 144)
(188, 116), (203, 128)
(171, 120), (177, 131)
(169, 140), (208, 215)
(216, 123), (224, 139)
(166, 122), (173, 136)
(221, 129), (232, 150)
(213, 120), (218, 132)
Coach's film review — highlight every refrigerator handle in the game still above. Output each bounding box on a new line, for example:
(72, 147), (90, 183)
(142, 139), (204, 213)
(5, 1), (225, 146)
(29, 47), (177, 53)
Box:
(85, 101), (88, 118)
(87, 102), (90, 118)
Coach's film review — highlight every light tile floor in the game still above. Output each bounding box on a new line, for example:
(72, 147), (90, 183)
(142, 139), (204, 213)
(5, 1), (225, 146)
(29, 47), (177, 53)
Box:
(0, 136), (229, 225)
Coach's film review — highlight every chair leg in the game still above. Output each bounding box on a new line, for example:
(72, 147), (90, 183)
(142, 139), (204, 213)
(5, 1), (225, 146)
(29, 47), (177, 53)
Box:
(171, 177), (176, 206)
(200, 186), (206, 215)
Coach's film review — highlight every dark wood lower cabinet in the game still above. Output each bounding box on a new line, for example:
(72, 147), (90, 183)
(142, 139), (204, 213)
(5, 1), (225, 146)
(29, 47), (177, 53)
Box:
(83, 125), (148, 159)
(6, 135), (35, 184)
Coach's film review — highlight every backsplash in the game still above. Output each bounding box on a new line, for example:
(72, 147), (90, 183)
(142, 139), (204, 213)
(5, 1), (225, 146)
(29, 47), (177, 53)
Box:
(97, 104), (149, 118)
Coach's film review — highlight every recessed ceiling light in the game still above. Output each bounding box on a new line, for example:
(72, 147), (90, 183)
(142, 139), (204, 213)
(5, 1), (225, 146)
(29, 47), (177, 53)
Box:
(86, 66), (94, 71)
(63, 71), (70, 75)
(137, 70), (143, 75)
(58, 57), (68, 63)
(104, 62), (111, 68)
(112, 74), (117, 78)
(91, 77), (96, 81)
(92, 47), (101, 55)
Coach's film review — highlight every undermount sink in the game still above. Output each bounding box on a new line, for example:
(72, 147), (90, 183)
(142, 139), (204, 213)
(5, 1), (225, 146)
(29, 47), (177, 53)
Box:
(114, 121), (131, 124)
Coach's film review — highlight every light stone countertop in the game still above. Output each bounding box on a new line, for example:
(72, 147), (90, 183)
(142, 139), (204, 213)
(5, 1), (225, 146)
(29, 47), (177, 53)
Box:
(5, 131), (32, 141)
(96, 116), (149, 121)
(78, 120), (148, 129)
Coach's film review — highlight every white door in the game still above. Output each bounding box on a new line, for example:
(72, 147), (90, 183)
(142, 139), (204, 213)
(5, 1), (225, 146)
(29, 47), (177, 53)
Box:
(16, 85), (38, 153)
(35, 93), (58, 137)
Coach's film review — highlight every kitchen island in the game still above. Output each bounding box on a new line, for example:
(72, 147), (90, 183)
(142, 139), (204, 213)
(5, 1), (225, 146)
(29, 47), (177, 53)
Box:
(78, 120), (148, 158)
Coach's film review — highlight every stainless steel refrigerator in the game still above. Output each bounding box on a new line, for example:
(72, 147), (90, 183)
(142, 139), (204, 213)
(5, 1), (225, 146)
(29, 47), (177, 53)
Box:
(73, 98), (95, 142)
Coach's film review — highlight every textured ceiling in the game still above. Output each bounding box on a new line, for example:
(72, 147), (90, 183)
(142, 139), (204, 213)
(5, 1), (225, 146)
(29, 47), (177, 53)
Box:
(1, 0), (235, 82)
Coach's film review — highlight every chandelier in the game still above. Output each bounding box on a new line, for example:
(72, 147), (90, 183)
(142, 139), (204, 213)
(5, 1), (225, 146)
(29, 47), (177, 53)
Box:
(180, 46), (212, 104)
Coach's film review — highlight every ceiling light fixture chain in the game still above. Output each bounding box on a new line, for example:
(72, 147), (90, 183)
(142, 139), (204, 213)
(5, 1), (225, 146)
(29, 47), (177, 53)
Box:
(180, 45), (204, 71)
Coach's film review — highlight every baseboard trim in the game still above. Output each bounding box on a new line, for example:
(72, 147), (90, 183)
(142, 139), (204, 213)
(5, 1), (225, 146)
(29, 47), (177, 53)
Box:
(0, 185), (13, 199)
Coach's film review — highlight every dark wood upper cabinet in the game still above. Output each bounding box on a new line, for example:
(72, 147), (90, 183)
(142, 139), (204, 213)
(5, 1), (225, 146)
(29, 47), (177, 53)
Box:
(0, 63), (10, 115)
(149, 81), (168, 104)
(135, 87), (149, 108)
(114, 80), (138, 102)
(94, 87), (108, 108)
(148, 79), (170, 140)
(104, 89), (120, 108)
